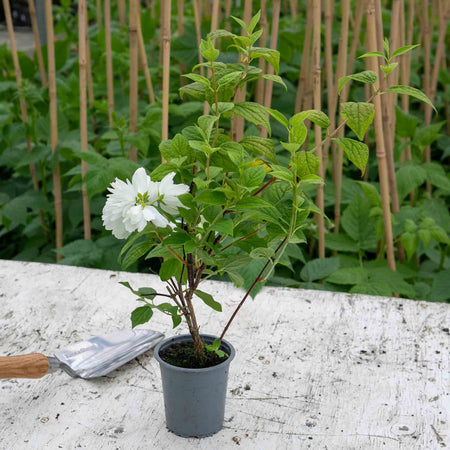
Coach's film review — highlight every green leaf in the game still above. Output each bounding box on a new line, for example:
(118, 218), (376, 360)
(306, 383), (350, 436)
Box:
(210, 218), (234, 236)
(195, 190), (228, 205)
(300, 257), (340, 282)
(390, 44), (419, 59)
(194, 289), (222, 311)
(122, 241), (153, 270)
(183, 73), (211, 87)
(262, 74), (287, 90)
(270, 165), (295, 184)
(207, 29), (236, 41)
(236, 197), (274, 209)
(400, 232), (418, 261)
(131, 306), (153, 328)
(395, 106), (419, 138)
(341, 194), (377, 250)
(233, 102), (271, 135)
(295, 151), (321, 177)
(396, 164), (427, 200)
(242, 165), (266, 189)
(358, 51), (385, 59)
(159, 259), (182, 281)
(325, 234), (359, 252)
(430, 269), (450, 301)
(340, 102), (375, 141)
(231, 15), (248, 31)
(333, 138), (369, 173)
(430, 226), (450, 244)
(251, 47), (280, 74)
(358, 181), (381, 206)
(349, 281), (392, 297)
(338, 71), (378, 94)
(200, 39), (219, 61)
(248, 10), (261, 34)
(250, 247), (275, 259)
(423, 162), (450, 193)
(240, 136), (276, 163)
(384, 86), (436, 112)
(267, 108), (289, 127)
(326, 267), (368, 285)
(179, 82), (206, 101)
(290, 110), (331, 129)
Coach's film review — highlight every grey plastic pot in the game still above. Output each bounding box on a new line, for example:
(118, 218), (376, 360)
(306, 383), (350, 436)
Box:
(154, 334), (235, 438)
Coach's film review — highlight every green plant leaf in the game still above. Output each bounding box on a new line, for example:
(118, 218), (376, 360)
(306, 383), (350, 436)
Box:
(430, 269), (450, 301)
(340, 102), (375, 141)
(131, 306), (153, 328)
(240, 136), (276, 162)
(233, 102), (271, 135)
(194, 289), (222, 311)
(333, 138), (369, 174)
(338, 70), (378, 94)
(300, 257), (340, 282)
(396, 163), (427, 200)
(159, 259), (182, 281)
(349, 281), (392, 297)
(122, 241), (153, 270)
(267, 108), (289, 127)
(326, 267), (368, 285)
(251, 47), (280, 74)
(290, 110), (331, 129)
(400, 232), (418, 261)
(385, 85), (436, 111)
(195, 190), (228, 205)
(295, 152), (321, 177)
(390, 44), (419, 59)
(262, 74), (287, 90)
(358, 51), (385, 59)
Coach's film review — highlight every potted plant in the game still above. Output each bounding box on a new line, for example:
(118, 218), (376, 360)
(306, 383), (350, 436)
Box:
(102, 12), (429, 438)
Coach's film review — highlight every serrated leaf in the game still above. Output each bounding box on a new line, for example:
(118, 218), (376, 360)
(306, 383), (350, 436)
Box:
(262, 74), (287, 90)
(396, 164), (427, 200)
(385, 85), (436, 111)
(325, 234), (359, 252)
(131, 306), (153, 328)
(290, 110), (331, 129)
(159, 258), (182, 281)
(400, 232), (418, 261)
(296, 151), (321, 177)
(179, 82), (206, 101)
(430, 269), (450, 301)
(208, 29), (236, 41)
(333, 138), (369, 173)
(194, 289), (222, 311)
(300, 257), (340, 282)
(210, 218), (234, 236)
(338, 71), (378, 94)
(233, 102), (271, 135)
(251, 47), (280, 74)
(240, 136), (276, 162)
(267, 108), (288, 127)
(340, 102), (375, 141)
(326, 267), (368, 285)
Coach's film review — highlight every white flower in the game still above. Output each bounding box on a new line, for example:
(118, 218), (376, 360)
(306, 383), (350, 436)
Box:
(102, 168), (188, 239)
(159, 172), (189, 215)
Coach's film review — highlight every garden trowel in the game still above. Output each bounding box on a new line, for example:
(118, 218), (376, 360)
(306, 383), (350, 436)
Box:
(0, 329), (164, 379)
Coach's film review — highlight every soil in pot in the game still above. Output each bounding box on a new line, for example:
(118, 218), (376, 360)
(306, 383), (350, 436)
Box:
(159, 341), (228, 369)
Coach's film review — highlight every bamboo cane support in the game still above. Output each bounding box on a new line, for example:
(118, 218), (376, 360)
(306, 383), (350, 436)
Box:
(78, 0), (91, 240)
(294, 0), (312, 113)
(129, 0), (139, 161)
(225, 0), (232, 31)
(3, 0), (41, 203)
(312, 0), (324, 258)
(118, 0), (126, 26)
(366, 0), (396, 272)
(28, 0), (47, 86)
(289, 0), (297, 18)
(233, 0), (253, 142)
(331, 0), (350, 233)
(260, 0), (281, 139)
(254, 0), (268, 106)
(96, 0), (102, 29)
(138, 17), (155, 104)
(104, 0), (114, 125)
(161, 0), (172, 143)
(193, 0), (204, 76)
(45, 0), (63, 260)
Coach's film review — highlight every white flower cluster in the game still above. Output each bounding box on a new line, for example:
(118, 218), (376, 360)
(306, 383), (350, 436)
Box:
(102, 168), (189, 239)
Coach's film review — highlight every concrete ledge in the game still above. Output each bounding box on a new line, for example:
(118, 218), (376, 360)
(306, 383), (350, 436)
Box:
(0, 260), (448, 449)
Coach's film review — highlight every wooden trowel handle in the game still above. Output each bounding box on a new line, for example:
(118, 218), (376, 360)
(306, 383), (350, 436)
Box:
(0, 354), (49, 379)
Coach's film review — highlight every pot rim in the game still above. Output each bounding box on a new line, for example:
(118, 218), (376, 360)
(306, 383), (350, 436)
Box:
(154, 333), (235, 373)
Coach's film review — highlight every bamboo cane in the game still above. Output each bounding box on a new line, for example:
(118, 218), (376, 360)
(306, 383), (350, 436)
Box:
(138, 16), (155, 104)
(104, 0), (114, 126)
(289, 0), (297, 18)
(78, 0), (91, 240)
(118, 0), (126, 26)
(129, 0), (139, 161)
(45, 0), (64, 260)
(85, 17), (95, 110)
(161, 0), (172, 143)
(311, 0), (324, 258)
(233, 0), (253, 142)
(95, 0), (102, 29)
(366, 0), (396, 272)
(193, 0), (204, 76)
(177, 0), (186, 80)
(421, 0), (432, 192)
(294, 0), (312, 113)
(3, 0), (42, 211)
(204, 0), (211, 18)
(332, 0), (350, 233)
(254, 0), (268, 106)
(260, 0), (281, 139)
(28, 0), (47, 86)
(225, 0), (232, 31)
